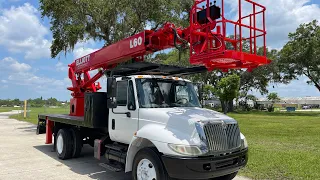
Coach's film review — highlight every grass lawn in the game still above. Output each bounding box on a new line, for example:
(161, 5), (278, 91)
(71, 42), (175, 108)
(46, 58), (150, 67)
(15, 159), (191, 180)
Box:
(9, 107), (69, 124)
(0, 107), (20, 112)
(229, 111), (320, 180)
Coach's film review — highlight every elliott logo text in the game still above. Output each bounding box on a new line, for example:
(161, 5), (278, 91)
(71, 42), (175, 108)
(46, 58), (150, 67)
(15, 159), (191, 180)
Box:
(76, 55), (90, 66)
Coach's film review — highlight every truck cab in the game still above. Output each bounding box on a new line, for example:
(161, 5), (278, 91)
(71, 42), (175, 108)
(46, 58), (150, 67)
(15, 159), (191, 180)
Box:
(38, 74), (248, 180)
(109, 75), (248, 179)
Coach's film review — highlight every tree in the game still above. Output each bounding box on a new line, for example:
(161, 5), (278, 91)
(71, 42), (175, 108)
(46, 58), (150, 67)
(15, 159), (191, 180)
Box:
(238, 94), (258, 111)
(30, 98), (45, 107)
(203, 85), (215, 100)
(246, 94), (257, 103)
(267, 92), (280, 112)
(41, 0), (279, 97)
(12, 99), (22, 106)
(278, 20), (320, 92)
(47, 97), (58, 106)
(151, 46), (278, 113)
(240, 46), (282, 97)
(214, 74), (240, 114)
(40, 0), (193, 58)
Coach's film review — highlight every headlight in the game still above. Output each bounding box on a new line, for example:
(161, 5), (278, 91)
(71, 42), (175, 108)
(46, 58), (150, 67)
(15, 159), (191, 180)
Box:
(168, 144), (205, 156)
(240, 133), (248, 149)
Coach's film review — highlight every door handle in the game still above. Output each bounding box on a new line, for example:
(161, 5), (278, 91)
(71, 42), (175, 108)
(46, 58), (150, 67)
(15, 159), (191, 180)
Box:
(112, 119), (115, 130)
(112, 109), (131, 118)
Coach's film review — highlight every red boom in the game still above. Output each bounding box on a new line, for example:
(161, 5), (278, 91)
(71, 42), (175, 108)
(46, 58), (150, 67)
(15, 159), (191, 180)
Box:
(67, 0), (270, 116)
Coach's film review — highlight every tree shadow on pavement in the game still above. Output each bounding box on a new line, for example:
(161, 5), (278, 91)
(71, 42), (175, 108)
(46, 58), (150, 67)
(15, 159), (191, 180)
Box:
(17, 125), (37, 133)
(33, 144), (131, 180)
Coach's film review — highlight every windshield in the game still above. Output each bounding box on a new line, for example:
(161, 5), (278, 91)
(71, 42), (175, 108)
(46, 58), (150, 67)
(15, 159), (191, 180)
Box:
(136, 78), (201, 108)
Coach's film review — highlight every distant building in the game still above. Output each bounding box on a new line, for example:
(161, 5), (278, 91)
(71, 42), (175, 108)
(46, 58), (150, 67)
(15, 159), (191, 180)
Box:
(204, 99), (238, 107)
(204, 99), (221, 107)
(257, 97), (320, 108)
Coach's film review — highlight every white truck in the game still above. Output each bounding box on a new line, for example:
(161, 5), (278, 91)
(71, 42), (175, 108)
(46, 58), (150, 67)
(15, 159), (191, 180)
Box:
(38, 73), (248, 180)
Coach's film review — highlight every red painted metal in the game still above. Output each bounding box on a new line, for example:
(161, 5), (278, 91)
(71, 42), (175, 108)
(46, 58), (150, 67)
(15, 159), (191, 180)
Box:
(66, 0), (270, 116)
(45, 118), (54, 144)
(69, 97), (84, 116)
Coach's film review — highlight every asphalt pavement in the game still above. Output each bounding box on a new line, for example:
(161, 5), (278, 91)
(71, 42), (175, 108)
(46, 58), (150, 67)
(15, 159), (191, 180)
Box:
(0, 111), (250, 180)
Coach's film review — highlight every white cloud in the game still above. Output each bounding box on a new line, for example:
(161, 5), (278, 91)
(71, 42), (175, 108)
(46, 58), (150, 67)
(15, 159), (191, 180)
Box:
(224, 0), (320, 48)
(55, 61), (68, 72)
(7, 71), (67, 87)
(0, 57), (70, 98)
(74, 47), (99, 59)
(72, 38), (100, 59)
(0, 3), (51, 59)
(0, 57), (31, 72)
(6, 71), (70, 96)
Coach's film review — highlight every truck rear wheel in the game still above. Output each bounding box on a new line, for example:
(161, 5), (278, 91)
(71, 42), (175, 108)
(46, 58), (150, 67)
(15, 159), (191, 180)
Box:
(69, 128), (82, 158)
(132, 148), (169, 180)
(56, 128), (73, 160)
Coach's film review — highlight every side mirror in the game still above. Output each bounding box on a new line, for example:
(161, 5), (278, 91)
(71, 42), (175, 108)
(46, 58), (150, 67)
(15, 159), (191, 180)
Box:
(107, 77), (117, 108)
(107, 98), (117, 108)
(107, 77), (117, 98)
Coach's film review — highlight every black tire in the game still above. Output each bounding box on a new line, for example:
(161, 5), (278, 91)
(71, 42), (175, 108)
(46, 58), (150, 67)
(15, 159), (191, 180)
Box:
(36, 125), (40, 135)
(69, 128), (82, 158)
(211, 171), (238, 180)
(132, 148), (169, 180)
(56, 128), (73, 160)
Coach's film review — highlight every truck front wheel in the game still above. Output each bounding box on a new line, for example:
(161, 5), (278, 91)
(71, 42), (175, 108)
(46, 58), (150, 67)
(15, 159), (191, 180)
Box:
(132, 148), (169, 180)
(56, 128), (73, 160)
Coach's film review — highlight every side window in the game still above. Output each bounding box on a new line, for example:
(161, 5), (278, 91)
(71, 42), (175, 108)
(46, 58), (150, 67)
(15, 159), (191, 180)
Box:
(116, 81), (128, 106)
(128, 80), (136, 110)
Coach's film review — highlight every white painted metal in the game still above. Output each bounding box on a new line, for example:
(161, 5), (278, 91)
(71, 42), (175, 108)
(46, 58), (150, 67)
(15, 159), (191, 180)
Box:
(137, 107), (236, 145)
(136, 159), (157, 180)
(57, 133), (63, 154)
(109, 77), (139, 144)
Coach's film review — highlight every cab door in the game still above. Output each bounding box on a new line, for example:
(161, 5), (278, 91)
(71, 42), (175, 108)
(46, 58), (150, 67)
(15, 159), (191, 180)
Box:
(108, 79), (139, 144)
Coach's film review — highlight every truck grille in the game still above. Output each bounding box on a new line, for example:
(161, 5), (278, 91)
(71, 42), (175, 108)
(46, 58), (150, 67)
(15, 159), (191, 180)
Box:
(203, 123), (241, 152)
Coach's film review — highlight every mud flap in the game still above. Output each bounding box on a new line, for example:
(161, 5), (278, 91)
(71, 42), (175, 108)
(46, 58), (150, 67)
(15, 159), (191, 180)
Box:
(36, 118), (46, 135)
(94, 139), (102, 160)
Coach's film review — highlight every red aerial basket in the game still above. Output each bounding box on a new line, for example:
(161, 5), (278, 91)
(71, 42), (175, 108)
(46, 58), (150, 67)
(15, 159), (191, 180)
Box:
(189, 0), (270, 71)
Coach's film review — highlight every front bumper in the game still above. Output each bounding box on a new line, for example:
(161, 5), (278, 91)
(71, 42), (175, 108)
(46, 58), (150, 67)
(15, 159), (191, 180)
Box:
(161, 148), (248, 180)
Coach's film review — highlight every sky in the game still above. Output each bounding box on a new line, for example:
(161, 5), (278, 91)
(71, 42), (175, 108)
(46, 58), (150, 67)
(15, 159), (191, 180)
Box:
(0, 0), (319, 101)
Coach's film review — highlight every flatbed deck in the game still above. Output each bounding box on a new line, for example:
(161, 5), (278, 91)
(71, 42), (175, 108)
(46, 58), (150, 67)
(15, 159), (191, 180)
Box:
(38, 114), (89, 127)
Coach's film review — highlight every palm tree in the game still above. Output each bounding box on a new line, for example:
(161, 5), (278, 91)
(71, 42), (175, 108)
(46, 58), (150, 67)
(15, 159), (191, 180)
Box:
(267, 93), (281, 112)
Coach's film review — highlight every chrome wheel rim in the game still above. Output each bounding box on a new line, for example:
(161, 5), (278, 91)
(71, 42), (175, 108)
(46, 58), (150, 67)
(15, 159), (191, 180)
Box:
(137, 158), (157, 180)
(57, 134), (63, 154)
